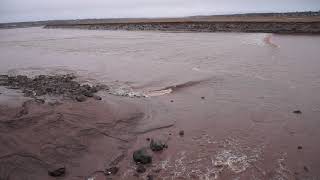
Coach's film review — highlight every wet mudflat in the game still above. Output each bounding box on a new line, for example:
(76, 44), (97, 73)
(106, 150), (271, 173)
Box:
(0, 27), (320, 180)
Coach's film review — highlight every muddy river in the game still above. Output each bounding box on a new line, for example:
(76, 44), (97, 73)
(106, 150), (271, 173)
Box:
(0, 27), (320, 180)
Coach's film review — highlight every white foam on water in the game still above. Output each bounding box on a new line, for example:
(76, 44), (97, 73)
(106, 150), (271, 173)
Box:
(144, 88), (173, 97)
(151, 135), (263, 180)
(108, 87), (146, 98)
(214, 150), (250, 173)
(271, 153), (292, 180)
(240, 34), (268, 47)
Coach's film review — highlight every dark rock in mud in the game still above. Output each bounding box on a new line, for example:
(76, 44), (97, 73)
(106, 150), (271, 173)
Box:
(179, 130), (185, 136)
(293, 110), (302, 114)
(146, 138), (150, 141)
(83, 91), (94, 97)
(201, 96), (205, 99)
(152, 168), (161, 173)
(76, 95), (87, 102)
(48, 167), (66, 177)
(214, 164), (224, 168)
(303, 166), (309, 172)
(0, 74), (105, 102)
(23, 89), (36, 97)
(93, 95), (102, 100)
(136, 164), (146, 173)
(35, 98), (45, 104)
(147, 174), (154, 180)
(105, 166), (119, 176)
(90, 86), (98, 93)
(133, 148), (152, 164)
(298, 146), (303, 150)
(150, 139), (167, 151)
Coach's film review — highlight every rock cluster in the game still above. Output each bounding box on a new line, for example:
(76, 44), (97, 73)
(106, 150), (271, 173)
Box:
(132, 138), (169, 177)
(150, 139), (167, 151)
(0, 74), (103, 102)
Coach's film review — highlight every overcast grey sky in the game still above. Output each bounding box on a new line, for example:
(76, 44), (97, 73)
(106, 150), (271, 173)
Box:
(0, 0), (319, 23)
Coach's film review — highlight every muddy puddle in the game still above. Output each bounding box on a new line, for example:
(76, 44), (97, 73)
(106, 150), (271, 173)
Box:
(0, 27), (320, 180)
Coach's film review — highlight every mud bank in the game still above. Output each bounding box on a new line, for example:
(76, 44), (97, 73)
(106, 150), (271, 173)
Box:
(0, 74), (178, 180)
(44, 21), (320, 33)
(0, 97), (146, 180)
(0, 74), (151, 180)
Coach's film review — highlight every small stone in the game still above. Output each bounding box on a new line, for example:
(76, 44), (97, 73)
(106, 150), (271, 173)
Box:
(81, 84), (91, 90)
(48, 167), (66, 177)
(45, 87), (54, 93)
(150, 139), (166, 151)
(170, 100), (174, 102)
(147, 174), (154, 180)
(90, 86), (98, 93)
(93, 95), (102, 100)
(35, 89), (46, 96)
(136, 164), (146, 173)
(146, 138), (151, 141)
(133, 148), (152, 164)
(83, 90), (94, 97)
(37, 75), (46, 80)
(152, 168), (161, 173)
(293, 110), (302, 114)
(35, 98), (45, 104)
(105, 167), (119, 176)
(298, 146), (303, 150)
(303, 166), (309, 172)
(23, 89), (35, 97)
(75, 95), (86, 102)
(201, 96), (205, 99)
(214, 163), (224, 168)
(179, 130), (185, 136)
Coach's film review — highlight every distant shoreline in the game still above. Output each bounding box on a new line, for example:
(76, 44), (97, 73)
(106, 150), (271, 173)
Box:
(1, 11), (320, 33)
(44, 21), (320, 34)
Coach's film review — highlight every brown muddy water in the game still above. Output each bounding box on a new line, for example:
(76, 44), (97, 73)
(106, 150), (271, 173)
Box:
(0, 27), (320, 180)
